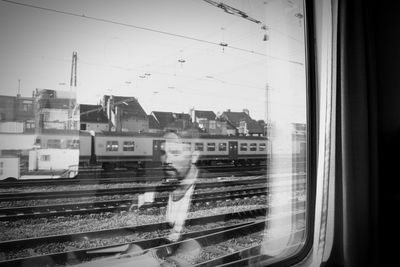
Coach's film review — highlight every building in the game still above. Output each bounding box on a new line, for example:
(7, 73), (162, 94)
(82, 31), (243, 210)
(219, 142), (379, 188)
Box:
(191, 110), (230, 135)
(34, 89), (79, 131)
(37, 97), (79, 130)
(0, 94), (35, 132)
(151, 111), (175, 129)
(220, 109), (264, 136)
(80, 104), (109, 132)
(103, 95), (149, 132)
(150, 111), (193, 132)
(148, 114), (162, 133)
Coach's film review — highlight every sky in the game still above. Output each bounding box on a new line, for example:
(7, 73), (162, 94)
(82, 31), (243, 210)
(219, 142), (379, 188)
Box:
(0, 0), (306, 123)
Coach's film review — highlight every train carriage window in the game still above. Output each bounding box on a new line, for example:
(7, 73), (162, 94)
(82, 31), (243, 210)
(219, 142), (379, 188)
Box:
(123, 141), (135, 151)
(0, 161), (3, 175)
(195, 142), (204, 151)
(250, 143), (257, 151)
(207, 142), (216, 151)
(106, 141), (119, 152)
(240, 143), (248, 151)
(259, 143), (267, 151)
(219, 142), (227, 151)
(47, 139), (61, 149)
(183, 142), (191, 151)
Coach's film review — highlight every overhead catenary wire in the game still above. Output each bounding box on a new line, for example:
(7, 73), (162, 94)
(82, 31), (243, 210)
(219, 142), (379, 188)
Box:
(0, 0), (302, 65)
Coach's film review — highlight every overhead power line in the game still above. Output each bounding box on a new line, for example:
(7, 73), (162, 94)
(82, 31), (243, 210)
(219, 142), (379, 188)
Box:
(202, 0), (262, 24)
(0, 0), (302, 65)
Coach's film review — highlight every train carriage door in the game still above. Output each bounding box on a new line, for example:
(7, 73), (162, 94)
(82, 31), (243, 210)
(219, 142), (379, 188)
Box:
(152, 140), (165, 162)
(228, 141), (238, 160)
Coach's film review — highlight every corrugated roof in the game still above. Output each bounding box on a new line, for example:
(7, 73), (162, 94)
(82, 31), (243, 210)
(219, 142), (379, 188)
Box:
(194, 110), (216, 120)
(80, 104), (108, 123)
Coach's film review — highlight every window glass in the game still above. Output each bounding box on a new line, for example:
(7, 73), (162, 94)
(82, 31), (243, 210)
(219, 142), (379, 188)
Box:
(195, 142), (204, 151)
(219, 142), (227, 151)
(259, 143), (267, 151)
(207, 142), (216, 151)
(183, 142), (191, 151)
(0, 0), (308, 266)
(123, 141), (135, 151)
(106, 141), (119, 151)
(240, 143), (248, 151)
(250, 143), (257, 151)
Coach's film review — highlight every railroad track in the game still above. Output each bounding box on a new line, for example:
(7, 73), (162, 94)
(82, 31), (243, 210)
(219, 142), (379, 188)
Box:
(0, 181), (305, 221)
(0, 205), (306, 267)
(0, 173), (306, 200)
(0, 177), (274, 201)
(0, 165), (269, 188)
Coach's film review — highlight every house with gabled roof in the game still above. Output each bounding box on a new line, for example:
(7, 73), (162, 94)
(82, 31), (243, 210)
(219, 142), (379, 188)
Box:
(150, 111), (193, 132)
(102, 95), (149, 132)
(148, 114), (162, 133)
(80, 104), (109, 132)
(220, 109), (264, 136)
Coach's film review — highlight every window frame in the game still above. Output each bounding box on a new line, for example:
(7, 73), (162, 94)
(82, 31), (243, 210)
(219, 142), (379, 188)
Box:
(233, 0), (317, 265)
(123, 141), (135, 151)
(240, 143), (248, 151)
(106, 140), (119, 152)
(218, 142), (227, 151)
(195, 142), (204, 151)
(249, 143), (257, 151)
(207, 142), (216, 151)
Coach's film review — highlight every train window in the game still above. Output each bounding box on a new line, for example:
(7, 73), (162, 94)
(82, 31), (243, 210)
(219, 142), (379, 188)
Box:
(240, 143), (248, 151)
(47, 139), (61, 149)
(0, 161), (3, 175)
(195, 142), (204, 151)
(106, 141), (119, 152)
(0, 0), (313, 266)
(219, 142), (227, 151)
(123, 141), (135, 151)
(182, 142), (191, 151)
(259, 143), (267, 151)
(207, 142), (216, 151)
(250, 143), (257, 151)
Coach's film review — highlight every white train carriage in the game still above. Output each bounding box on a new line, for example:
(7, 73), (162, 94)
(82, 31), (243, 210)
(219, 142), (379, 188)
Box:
(92, 131), (164, 170)
(84, 131), (270, 170)
(185, 135), (270, 166)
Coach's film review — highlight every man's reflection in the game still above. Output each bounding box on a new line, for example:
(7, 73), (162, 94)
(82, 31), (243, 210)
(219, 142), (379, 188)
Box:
(162, 131), (199, 242)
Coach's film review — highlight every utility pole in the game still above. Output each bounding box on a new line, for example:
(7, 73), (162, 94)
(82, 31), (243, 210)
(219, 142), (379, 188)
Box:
(69, 52), (77, 130)
(265, 83), (271, 137)
(17, 79), (21, 98)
